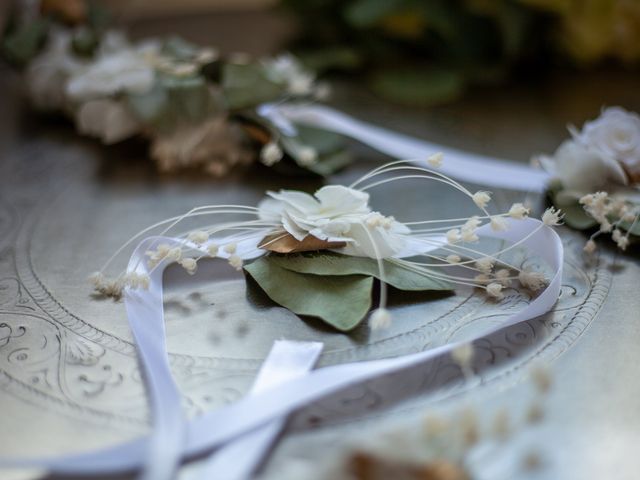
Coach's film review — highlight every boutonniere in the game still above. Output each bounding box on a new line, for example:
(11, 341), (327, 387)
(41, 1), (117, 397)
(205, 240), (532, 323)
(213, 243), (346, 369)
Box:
(535, 107), (640, 252)
(2, 2), (349, 178)
(90, 157), (556, 331)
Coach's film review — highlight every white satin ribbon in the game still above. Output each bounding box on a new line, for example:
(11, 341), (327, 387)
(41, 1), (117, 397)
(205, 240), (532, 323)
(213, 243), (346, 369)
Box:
(263, 104), (551, 192)
(0, 217), (563, 478)
(198, 340), (323, 480)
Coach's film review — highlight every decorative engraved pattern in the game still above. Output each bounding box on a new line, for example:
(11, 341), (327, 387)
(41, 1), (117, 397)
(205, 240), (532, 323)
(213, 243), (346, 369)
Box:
(0, 142), (612, 441)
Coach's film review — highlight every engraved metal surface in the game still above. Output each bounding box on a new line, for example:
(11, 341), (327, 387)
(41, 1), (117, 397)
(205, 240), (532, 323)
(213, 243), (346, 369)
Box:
(1, 55), (639, 480)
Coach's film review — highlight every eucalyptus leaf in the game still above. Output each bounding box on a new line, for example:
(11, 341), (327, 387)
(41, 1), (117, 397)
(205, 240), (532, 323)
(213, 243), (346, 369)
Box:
(561, 203), (598, 230)
(306, 150), (353, 177)
(296, 125), (344, 155)
(162, 36), (199, 61)
(2, 18), (48, 66)
(269, 251), (453, 291)
(244, 256), (373, 331)
(126, 74), (219, 132)
(222, 63), (285, 110)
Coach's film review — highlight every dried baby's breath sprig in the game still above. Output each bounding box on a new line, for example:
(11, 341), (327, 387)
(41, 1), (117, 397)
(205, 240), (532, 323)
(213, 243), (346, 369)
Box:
(90, 157), (557, 332)
(542, 207), (563, 226)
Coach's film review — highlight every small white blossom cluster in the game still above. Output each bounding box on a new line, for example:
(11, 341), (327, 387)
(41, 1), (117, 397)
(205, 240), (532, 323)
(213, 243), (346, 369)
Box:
(89, 271), (149, 299)
(535, 107), (639, 251)
(91, 235), (250, 298)
(579, 192), (638, 252)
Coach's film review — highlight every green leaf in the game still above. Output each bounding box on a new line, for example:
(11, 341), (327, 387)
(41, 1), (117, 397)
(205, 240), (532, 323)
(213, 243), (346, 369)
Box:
(2, 18), (49, 66)
(306, 150), (353, 177)
(162, 36), (200, 61)
(126, 74), (220, 132)
(244, 256), (373, 331)
(269, 251), (453, 291)
(368, 68), (464, 106)
(561, 203), (598, 230)
(222, 63), (285, 110)
(296, 125), (344, 155)
(278, 125), (352, 177)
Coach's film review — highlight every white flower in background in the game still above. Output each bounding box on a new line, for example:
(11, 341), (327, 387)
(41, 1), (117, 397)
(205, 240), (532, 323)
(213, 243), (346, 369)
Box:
(66, 41), (160, 101)
(76, 98), (140, 144)
(263, 53), (316, 96)
(25, 29), (86, 111)
(537, 139), (626, 194)
(258, 185), (411, 259)
(573, 107), (640, 167)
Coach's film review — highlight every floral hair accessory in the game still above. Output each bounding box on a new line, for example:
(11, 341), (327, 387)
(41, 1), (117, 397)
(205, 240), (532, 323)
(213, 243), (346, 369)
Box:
(2, 2), (349, 178)
(90, 157), (556, 331)
(535, 106), (640, 252)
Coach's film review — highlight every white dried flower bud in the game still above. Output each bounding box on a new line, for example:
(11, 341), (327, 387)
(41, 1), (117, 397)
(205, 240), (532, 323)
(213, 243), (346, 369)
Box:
(427, 152), (443, 168)
(518, 269), (547, 291)
(495, 268), (512, 287)
(542, 207), (563, 226)
(88, 271), (105, 288)
(228, 254), (243, 271)
(207, 243), (219, 257)
(260, 142), (283, 166)
(297, 146), (318, 167)
(615, 234), (630, 250)
(188, 230), (209, 244)
(446, 254), (461, 264)
(451, 342), (474, 370)
(179, 258), (198, 275)
(167, 247), (182, 262)
(486, 282), (504, 300)
(583, 239), (597, 253)
(474, 273), (491, 285)
(472, 191), (491, 209)
(446, 228), (460, 244)
(224, 242), (237, 254)
(461, 229), (479, 243)
(475, 257), (494, 274)
(490, 216), (508, 231)
(370, 308), (391, 330)
(508, 203), (529, 219)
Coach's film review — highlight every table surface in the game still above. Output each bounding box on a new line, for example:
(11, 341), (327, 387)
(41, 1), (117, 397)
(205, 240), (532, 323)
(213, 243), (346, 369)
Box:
(1, 11), (640, 480)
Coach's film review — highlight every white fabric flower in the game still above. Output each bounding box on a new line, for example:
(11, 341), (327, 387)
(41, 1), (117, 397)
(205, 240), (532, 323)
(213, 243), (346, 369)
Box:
(25, 29), (86, 111)
(537, 139), (626, 194)
(66, 41), (159, 101)
(258, 185), (411, 259)
(76, 98), (140, 144)
(574, 107), (640, 166)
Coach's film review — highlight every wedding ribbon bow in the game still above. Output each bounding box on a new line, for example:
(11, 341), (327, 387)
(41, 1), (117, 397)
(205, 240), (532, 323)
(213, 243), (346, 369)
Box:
(1, 217), (563, 479)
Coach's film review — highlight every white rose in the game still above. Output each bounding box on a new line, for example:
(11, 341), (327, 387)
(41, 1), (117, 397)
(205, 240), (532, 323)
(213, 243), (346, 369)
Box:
(574, 107), (640, 165)
(25, 29), (86, 111)
(537, 140), (627, 194)
(66, 42), (159, 102)
(258, 185), (410, 259)
(76, 99), (140, 144)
